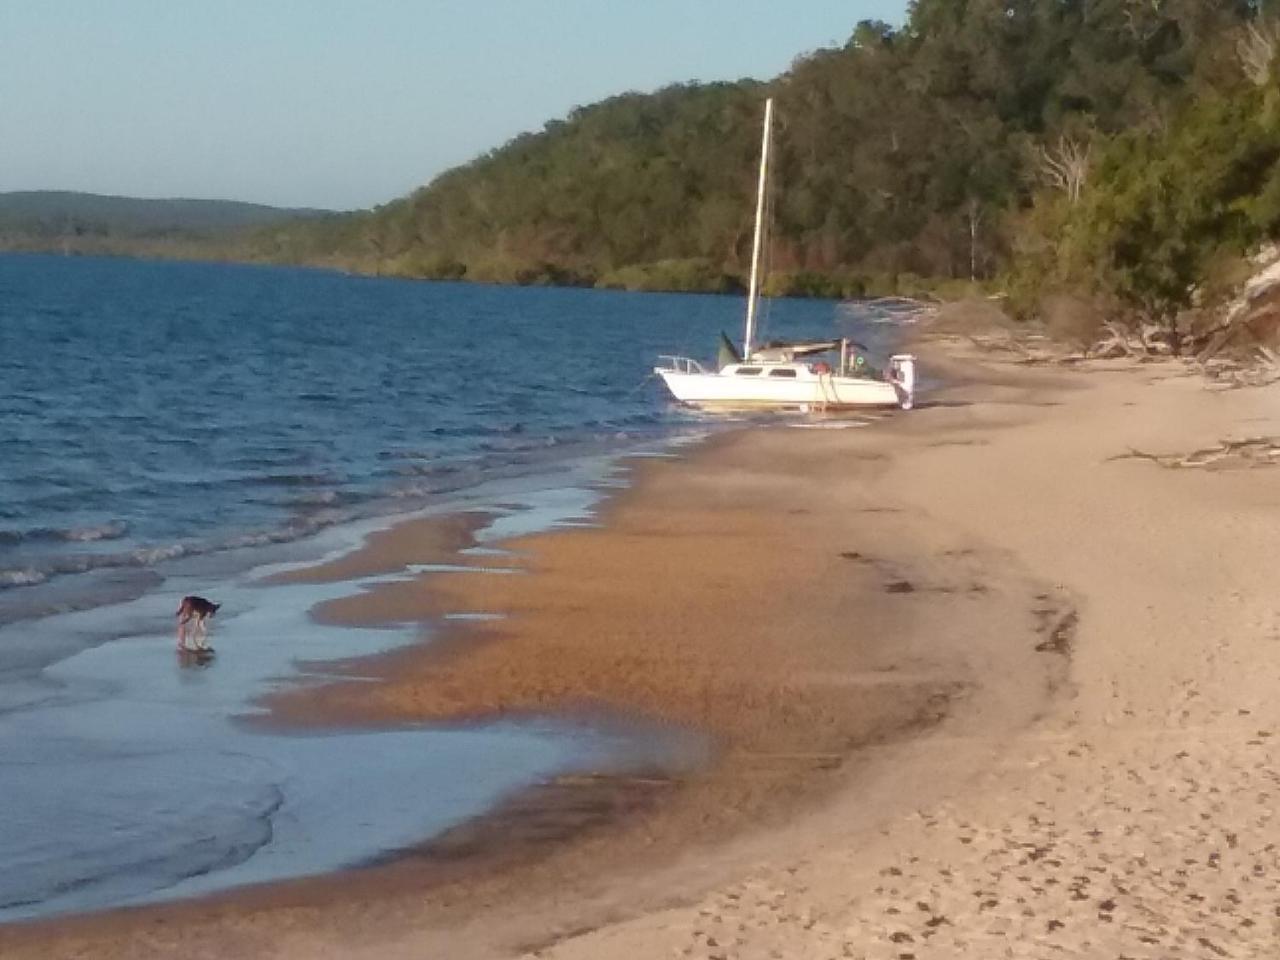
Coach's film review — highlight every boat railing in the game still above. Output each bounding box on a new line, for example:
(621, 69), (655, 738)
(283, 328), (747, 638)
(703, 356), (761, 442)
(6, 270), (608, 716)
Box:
(656, 355), (707, 374)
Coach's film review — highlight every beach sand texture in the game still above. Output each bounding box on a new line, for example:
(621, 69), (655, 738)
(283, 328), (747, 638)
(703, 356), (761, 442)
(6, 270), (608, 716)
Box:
(4, 348), (1279, 959)
(537, 358), (1280, 960)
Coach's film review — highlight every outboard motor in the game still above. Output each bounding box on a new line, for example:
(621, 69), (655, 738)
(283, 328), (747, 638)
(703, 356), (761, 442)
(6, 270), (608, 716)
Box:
(889, 354), (916, 410)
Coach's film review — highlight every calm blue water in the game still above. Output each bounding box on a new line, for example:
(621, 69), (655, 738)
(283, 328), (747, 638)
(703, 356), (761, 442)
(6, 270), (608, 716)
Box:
(0, 254), (899, 603)
(0, 254), (904, 921)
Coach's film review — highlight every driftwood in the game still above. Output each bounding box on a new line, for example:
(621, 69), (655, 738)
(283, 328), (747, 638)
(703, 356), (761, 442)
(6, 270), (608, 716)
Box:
(1192, 287), (1280, 388)
(1189, 305), (1276, 362)
(1108, 437), (1280, 470)
(1191, 251), (1280, 364)
(1199, 353), (1280, 390)
(911, 254), (1280, 386)
(1076, 250), (1280, 386)
(1089, 322), (1144, 359)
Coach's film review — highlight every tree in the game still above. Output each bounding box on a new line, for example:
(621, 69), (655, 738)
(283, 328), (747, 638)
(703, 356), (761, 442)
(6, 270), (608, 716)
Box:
(1238, 17), (1280, 84)
(1053, 84), (1280, 346)
(181, 0), (1258, 297)
(1038, 136), (1092, 203)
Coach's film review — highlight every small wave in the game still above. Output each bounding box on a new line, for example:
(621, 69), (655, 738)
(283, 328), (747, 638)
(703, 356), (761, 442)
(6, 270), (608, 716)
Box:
(220, 531), (290, 551)
(475, 437), (543, 455)
(388, 462), (464, 478)
(61, 521), (129, 542)
(0, 521), (129, 546)
(244, 489), (360, 512)
(219, 515), (340, 551)
(0, 507), (370, 591)
(0, 543), (190, 591)
(283, 490), (342, 506)
(0, 424), (691, 594)
(0, 568), (47, 587)
(130, 544), (189, 565)
(388, 484), (437, 500)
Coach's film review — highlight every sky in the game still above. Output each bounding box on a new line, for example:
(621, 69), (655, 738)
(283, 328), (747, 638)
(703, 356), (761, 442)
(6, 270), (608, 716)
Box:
(0, 1), (909, 211)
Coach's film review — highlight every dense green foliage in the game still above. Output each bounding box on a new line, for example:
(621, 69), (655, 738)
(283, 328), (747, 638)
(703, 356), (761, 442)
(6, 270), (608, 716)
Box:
(9, 2), (1280, 326)
(246, 83), (770, 285)
(1015, 84), (1280, 328)
(242, 0), (1278, 311)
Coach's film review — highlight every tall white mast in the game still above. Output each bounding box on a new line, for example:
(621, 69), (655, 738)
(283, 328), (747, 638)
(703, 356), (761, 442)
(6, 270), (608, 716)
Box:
(742, 97), (773, 361)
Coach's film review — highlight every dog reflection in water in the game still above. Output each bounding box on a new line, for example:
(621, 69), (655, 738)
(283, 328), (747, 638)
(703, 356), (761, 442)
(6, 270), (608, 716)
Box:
(177, 647), (217, 668)
(176, 595), (220, 653)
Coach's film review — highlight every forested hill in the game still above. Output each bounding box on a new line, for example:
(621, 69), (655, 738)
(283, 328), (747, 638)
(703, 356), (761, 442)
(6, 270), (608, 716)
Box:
(244, 0), (1280, 313)
(0, 191), (333, 253)
(10, 0), (1277, 335)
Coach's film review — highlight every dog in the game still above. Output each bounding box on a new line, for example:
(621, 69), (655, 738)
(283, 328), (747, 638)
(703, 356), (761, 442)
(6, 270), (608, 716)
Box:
(176, 595), (220, 651)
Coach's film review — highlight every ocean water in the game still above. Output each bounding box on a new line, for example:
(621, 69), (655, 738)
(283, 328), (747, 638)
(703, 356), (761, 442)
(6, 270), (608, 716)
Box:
(0, 254), (905, 921)
(0, 254), (902, 606)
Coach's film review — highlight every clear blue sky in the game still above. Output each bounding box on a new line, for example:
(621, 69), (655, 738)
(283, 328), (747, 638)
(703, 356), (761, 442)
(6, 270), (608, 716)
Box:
(0, 1), (908, 211)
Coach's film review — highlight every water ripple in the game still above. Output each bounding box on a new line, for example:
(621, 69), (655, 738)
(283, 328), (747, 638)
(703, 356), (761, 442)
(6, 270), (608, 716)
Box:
(0, 254), (900, 596)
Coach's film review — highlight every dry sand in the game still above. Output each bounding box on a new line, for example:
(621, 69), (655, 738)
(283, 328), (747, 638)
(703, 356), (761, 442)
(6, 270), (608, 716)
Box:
(536, 356), (1280, 960)
(4, 347), (1279, 959)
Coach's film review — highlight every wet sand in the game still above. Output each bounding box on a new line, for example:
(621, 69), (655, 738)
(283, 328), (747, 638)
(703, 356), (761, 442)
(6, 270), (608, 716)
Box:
(8, 345), (1278, 959)
(263, 509), (497, 586)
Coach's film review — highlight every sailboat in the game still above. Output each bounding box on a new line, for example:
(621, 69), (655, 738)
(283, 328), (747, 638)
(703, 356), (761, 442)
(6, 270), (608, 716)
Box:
(654, 98), (916, 411)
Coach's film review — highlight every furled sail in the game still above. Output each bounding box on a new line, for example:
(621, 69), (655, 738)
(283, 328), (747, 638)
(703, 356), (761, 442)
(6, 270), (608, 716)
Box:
(717, 331), (742, 370)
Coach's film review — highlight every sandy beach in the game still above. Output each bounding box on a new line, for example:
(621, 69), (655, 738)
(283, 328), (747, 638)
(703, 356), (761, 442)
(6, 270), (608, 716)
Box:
(4, 343), (1279, 959)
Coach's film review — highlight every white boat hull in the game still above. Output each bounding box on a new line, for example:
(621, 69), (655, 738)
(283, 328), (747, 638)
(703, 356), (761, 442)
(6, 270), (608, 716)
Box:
(654, 365), (906, 411)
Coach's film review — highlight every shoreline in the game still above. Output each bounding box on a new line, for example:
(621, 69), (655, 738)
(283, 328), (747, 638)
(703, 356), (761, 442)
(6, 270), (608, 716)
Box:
(0, 344), (1069, 957)
(8, 344), (1276, 958)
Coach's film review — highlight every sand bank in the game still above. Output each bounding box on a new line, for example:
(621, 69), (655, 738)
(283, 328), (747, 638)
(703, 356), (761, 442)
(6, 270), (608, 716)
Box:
(263, 510), (497, 586)
(6, 347), (1278, 959)
(537, 355), (1280, 960)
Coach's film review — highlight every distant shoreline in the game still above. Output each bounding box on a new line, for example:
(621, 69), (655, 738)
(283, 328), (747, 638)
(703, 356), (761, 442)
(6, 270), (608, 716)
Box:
(0, 246), (963, 307)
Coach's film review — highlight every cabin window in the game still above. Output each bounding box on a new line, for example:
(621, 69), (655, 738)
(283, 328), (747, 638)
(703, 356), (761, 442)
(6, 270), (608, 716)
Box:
(768, 368), (798, 378)
(735, 367), (762, 376)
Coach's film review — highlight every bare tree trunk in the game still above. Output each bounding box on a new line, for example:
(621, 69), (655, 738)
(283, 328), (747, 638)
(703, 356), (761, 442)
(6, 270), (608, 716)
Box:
(967, 199), (982, 283)
(1037, 137), (1091, 203)
(1238, 19), (1280, 86)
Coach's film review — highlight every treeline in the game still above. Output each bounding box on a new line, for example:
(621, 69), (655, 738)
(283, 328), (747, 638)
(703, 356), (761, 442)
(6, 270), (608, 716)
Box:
(242, 0), (1280, 329)
(10, 2), (1280, 337)
(1008, 13), (1280, 337)
(0, 191), (333, 257)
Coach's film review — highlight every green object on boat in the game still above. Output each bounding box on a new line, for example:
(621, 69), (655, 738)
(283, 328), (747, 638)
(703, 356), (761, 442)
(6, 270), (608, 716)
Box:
(717, 331), (742, 370)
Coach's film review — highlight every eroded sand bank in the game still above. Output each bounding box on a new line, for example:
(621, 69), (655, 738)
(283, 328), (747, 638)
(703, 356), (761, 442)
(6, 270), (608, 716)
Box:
(5, 349), (1278, 959)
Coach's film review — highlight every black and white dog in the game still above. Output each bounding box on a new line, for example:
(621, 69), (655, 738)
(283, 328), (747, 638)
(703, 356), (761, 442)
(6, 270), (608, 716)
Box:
(176, 595), (220, 651)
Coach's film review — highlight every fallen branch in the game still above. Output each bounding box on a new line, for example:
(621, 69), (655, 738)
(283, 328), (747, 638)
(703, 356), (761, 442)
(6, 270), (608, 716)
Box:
(1088, 322), (1144, 359)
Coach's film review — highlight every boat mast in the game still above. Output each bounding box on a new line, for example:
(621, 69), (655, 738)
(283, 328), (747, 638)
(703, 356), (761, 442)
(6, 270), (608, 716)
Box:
(742, 97), (773, 361)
